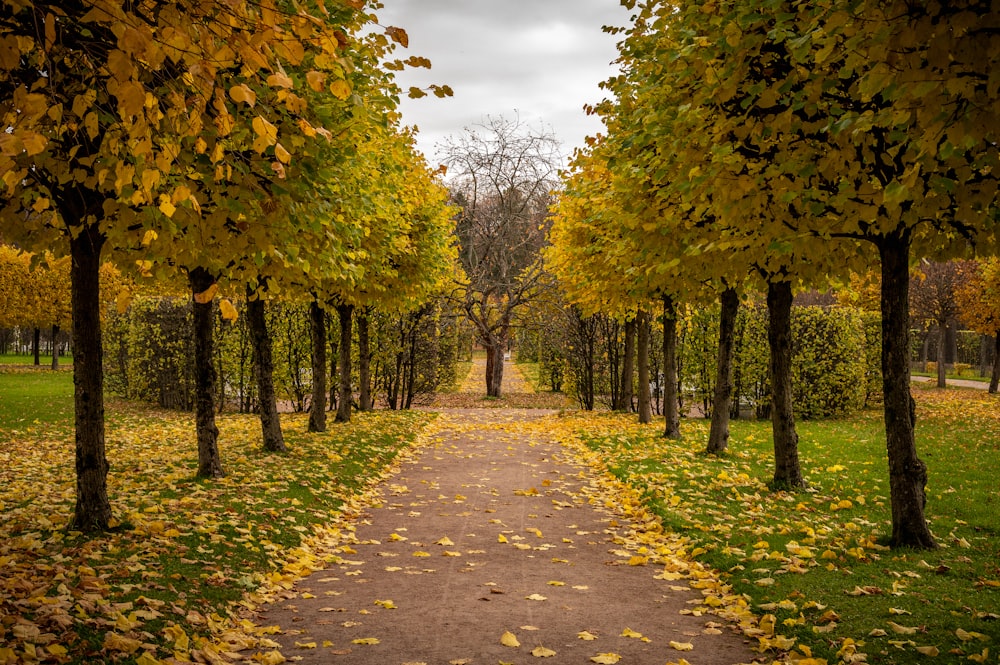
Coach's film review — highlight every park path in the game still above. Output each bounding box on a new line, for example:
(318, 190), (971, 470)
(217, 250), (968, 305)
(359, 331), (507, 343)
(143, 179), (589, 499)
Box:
(254, 362), (760, 664)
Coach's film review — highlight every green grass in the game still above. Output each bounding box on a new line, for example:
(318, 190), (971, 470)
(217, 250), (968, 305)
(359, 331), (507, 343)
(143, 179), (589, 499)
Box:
(0, 367), (75, 429)
(573, 389), (1000, 664)
(0, 351), (72, 365)
(514, 359), (542, 391)
(912, 370), (991, 383)
(439, 360), (473, 393)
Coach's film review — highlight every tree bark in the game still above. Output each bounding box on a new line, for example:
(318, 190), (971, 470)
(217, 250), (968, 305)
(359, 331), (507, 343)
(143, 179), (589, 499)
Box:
(662, 296), (681, 438)
(767, 279), (804, 489)
(990, 333), (1000, 394)
(706, 288), (739, 455)
(935, 323), (947, 388)
(358, 308), (372, 411)
(336, 302), (354, 423)
(484, 333), (507, 398)
(308, 301), (327, 432)
(33, 327), (40, 365)
(879, 234), (936, 549)
(190, 268), (224, 478)
(616, 318), (636, 411)
(69, 224), (112, 532)
(637, 309), (652, 424)
(51, 325), (59, 370)
(247, 291), (286, 452)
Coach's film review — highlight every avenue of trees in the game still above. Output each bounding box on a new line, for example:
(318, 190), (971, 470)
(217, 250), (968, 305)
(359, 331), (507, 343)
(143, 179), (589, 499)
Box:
(0, 0), (454, 531)
(547, 0), (998, 550)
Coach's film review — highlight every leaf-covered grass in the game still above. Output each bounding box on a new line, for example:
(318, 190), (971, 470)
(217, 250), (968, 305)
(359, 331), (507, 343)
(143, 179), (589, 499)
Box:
(0, 392), (435, 665)
(571, 388), (1000, 665)
(0, 367), (75, 429)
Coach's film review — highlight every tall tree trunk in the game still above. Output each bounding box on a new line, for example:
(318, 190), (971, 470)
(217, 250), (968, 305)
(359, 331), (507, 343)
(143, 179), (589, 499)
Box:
(308, 300), (327, 432)
(637, 309), (651, 424)
(935, 322), (947, 388)
(706, 288), (739, 455)
(336, 302), (354, 423)
(358, 308), (372, 411)
(190, 268), (224, 478)
(879, 234), (936, 549)
(69, 224), (112, 532)
(662, 296), (681, 439)
(329, 312), (339, 411)
(247, 291), (286, 452)
(767, 279), (804, 489)
(485, 333), (506, 398)
(616, 318), (636, 411)
(990, 333), (1000, 394)
(51, 325), (60, 370)
(33, 327), (40, 365)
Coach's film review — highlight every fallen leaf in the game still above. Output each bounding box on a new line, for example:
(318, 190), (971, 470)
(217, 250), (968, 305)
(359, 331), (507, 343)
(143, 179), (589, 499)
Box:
(526, 593), (547, 601)
(590, 654), (621, 664)
(500, 631), (520, 648)
(578, 631), (598, 640)
(915, 646), (940, 656)
(669, 641), (694, 651)
(351, 638), (380, 645)
(532, 646), (557, 657)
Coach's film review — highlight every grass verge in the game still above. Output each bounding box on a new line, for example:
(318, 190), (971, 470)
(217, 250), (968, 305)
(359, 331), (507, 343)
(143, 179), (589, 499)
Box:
(0, 367), (75, 429)
(0, 390), (434, 664)
(568, 388), (999, 665)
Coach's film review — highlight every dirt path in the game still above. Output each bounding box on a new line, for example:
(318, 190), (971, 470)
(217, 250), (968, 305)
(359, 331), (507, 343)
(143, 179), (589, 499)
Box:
(254, 365), (761, 664)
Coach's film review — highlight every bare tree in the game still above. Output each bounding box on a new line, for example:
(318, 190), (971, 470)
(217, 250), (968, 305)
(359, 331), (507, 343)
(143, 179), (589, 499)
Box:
(441, 115), (561, 397)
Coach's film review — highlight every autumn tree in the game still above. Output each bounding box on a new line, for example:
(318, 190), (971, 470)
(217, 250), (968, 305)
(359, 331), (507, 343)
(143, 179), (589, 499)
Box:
(910, 260), (964, 388)
(442, 115), (560, 398)
(599, 0), (999, 548)
(0, 0), (432, 530)
(956, 258), (1000, 392)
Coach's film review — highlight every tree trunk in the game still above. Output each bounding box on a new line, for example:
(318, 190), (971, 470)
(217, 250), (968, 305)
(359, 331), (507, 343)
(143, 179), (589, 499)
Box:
(50, 325), (60, 370)
(358, 308), (372, 411)
(247, 291), (286, 452)
(990, 333), (1000, 394)
(69, 224), (112, 532)
(33, 327), (40, 365)
(637, 309), (651, 424)
(935, 323), (947, 388)
(706, 288), (739, 455)
(767, 279), (804, 489)
(336, 302), (354, 423)
(879, 234), (936, 549)
(663, 296), (681, 439)
(485, 334), (506, 398)
(190, 268), (224, 478)
(308, 301), (327, 432)
(616, 318), (636, 411)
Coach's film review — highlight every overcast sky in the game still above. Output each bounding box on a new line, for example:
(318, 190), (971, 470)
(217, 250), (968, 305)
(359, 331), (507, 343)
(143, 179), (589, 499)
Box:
(375, 0), (632, 166)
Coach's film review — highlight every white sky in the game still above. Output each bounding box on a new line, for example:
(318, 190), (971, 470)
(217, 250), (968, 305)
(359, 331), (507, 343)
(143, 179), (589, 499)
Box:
(374, 0), (632, 166)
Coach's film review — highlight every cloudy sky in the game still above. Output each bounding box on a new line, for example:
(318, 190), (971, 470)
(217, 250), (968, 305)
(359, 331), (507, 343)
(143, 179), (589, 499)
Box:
(374, 0), (633, 165)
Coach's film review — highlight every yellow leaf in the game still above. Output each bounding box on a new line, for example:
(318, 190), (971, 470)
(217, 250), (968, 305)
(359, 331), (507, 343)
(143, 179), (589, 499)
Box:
(275, 143), (291, 164)
(888, 622), (918, 635)
(669, 641), (694, 651)
(526, 594), (547, 601)
(21, 131), (47, 156)
(330, 79), (351, 100)
(294, 641), (317, 649)
(134, 652), (161, 665)
(352, 638), (380, 645)
(531, 646), (556, 657)
(498, 534), (508, 543)
(267, 71), (294, 88)
(436, 537), (455, 546)
(547, 580), (565, 586)
(194, 283), (218, 304)
(259, 651), (286, 665)
(578, 631), (598, 640)
(412, 551), (430, 557)
(158, 195), (176, 218)
(219, 299), (238, 322)
(306, 70), (326, 92)
(374, 599), (396, 609)
(229, 84), (257, 106)
(500, 631), (520, 648)
(590, 654), (621, 664)
(252, 115), (278, 151)
(621, 628), (643, 639)
(915, 646), (939, 656)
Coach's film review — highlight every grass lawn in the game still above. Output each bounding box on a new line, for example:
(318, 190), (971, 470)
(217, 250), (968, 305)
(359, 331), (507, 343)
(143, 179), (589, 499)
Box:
(0, 352), (71, 366)
(0, 366), (435, 665)
(571, 386), (1000, 664)
(0, 367), (75, 430)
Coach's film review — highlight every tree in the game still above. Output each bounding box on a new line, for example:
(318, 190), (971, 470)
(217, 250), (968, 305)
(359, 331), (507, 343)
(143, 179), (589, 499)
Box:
(910, 260), (964, 388)
(956, 258), (1000, 393)
(600, 0), (999, 548)
(0, 0), (422, 530)
(443, 115), (560, 398)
